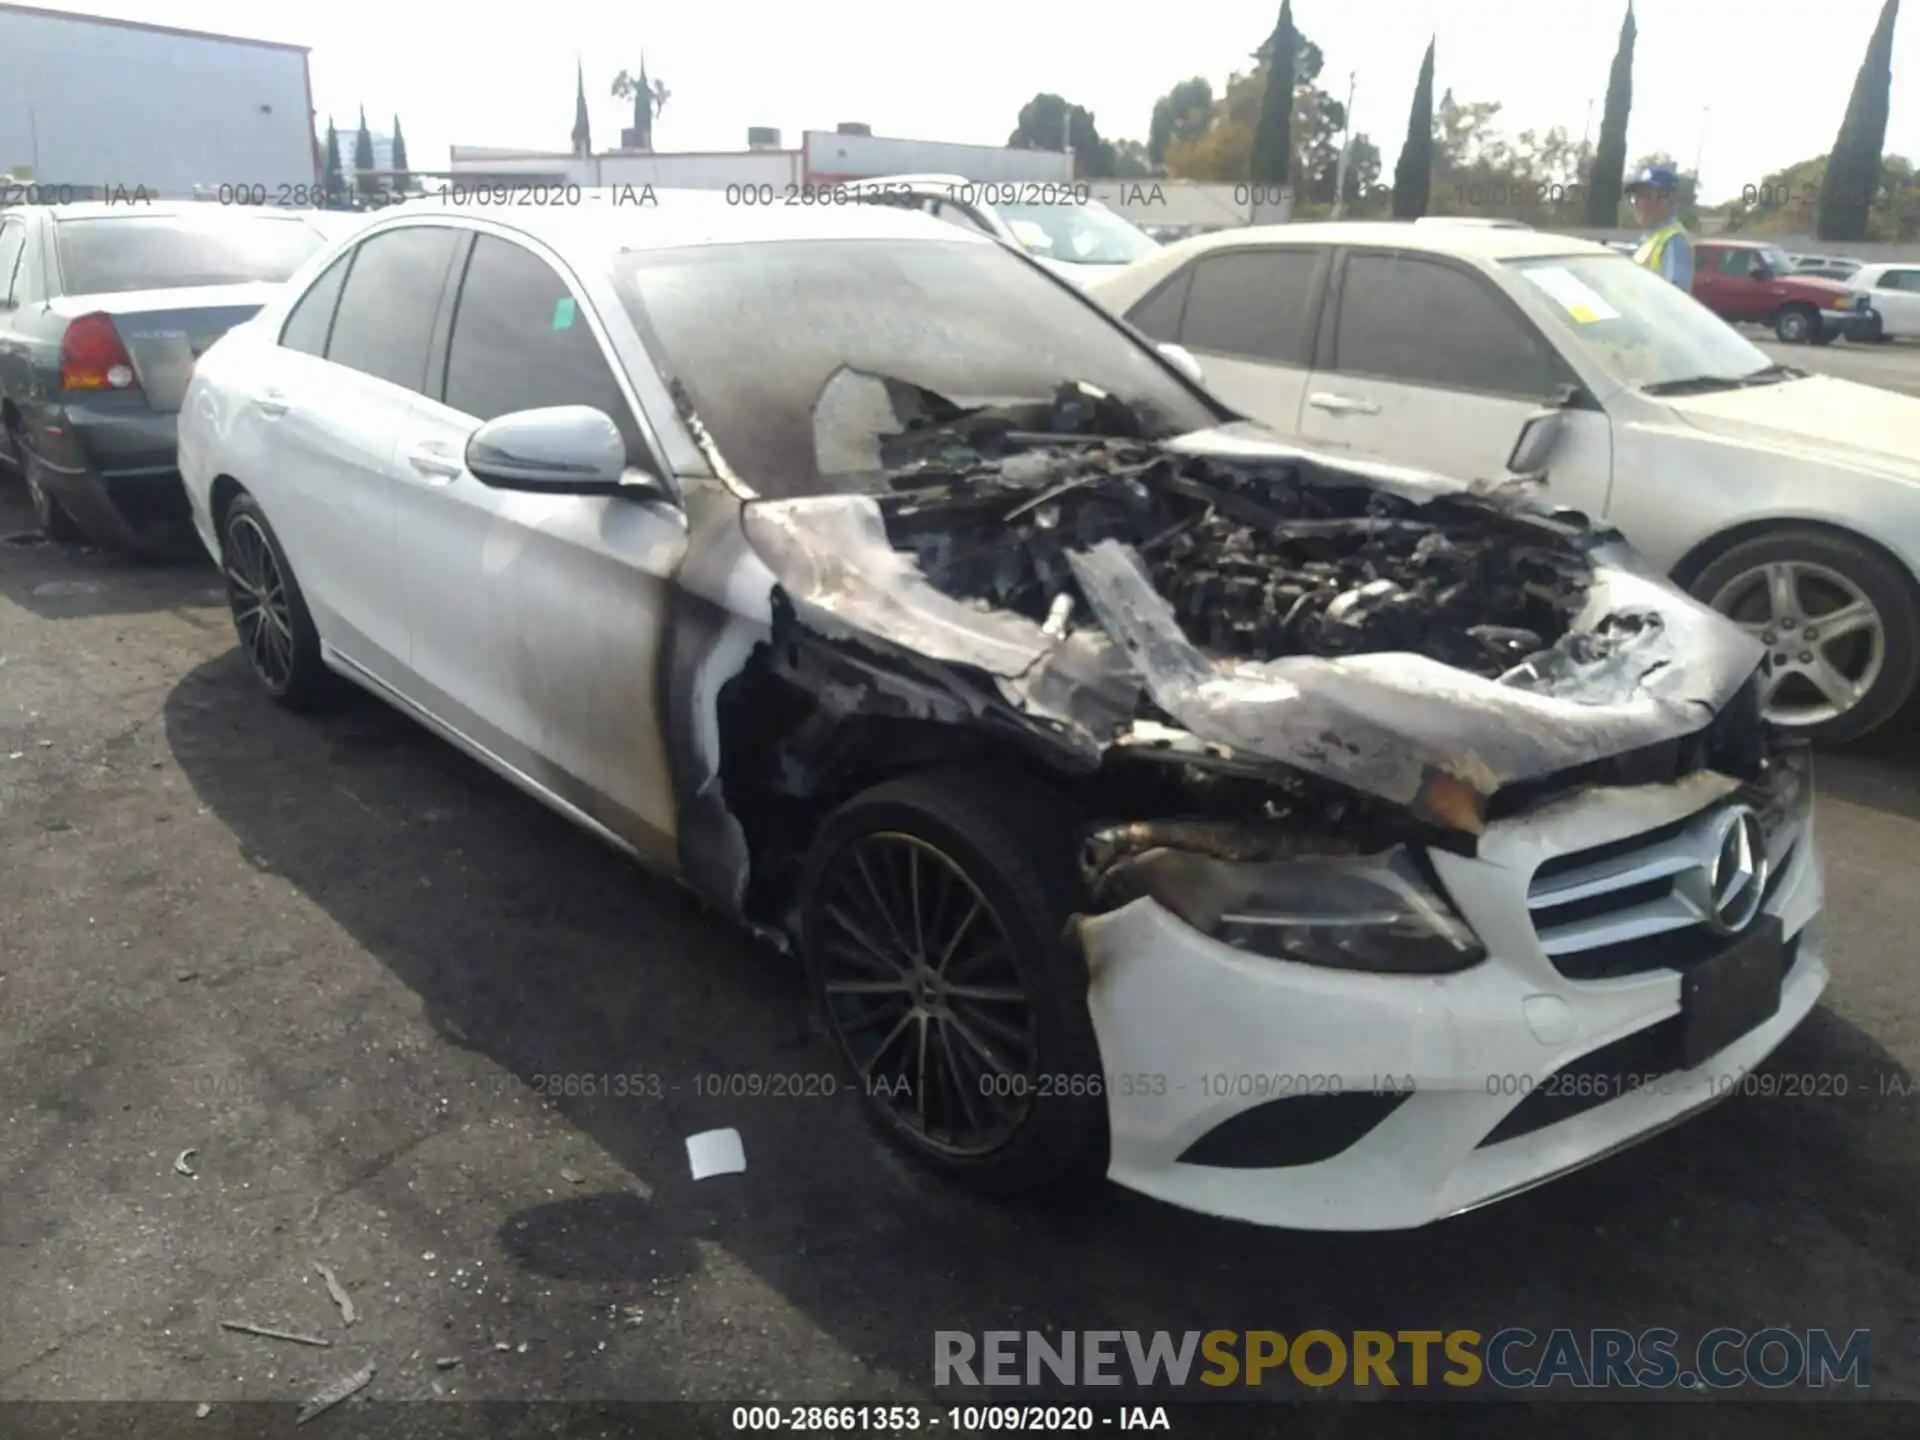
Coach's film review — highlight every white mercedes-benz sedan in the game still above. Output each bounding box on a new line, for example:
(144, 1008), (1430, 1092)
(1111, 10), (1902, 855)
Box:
(176, 194), (1826, 1230)
(1087, 222), (1920, 744)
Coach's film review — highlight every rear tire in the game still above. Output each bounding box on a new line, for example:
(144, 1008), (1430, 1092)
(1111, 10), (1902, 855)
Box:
(25, 467), (86, 544)
(220, 492), (334, 711)
(1690, 527), (1919, 744)
(800, 768), (1107, 1199)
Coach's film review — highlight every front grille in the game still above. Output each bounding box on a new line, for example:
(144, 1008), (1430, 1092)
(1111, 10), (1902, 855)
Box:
(1527, 804), (1797, 980)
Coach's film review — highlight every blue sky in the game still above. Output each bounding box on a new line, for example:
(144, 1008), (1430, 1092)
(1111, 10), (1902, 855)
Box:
(41, 1), (1919, 204)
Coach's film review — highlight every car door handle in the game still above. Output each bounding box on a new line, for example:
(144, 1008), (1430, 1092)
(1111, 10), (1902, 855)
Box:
(405, 443), (464, 480)
(1307, 392), (1381, 416)
(255, 388), (291, 417)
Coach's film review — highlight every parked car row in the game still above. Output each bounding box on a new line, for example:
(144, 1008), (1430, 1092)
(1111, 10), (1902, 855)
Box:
(1088, 221), (1920, 744)
(0, 204), (341, 551)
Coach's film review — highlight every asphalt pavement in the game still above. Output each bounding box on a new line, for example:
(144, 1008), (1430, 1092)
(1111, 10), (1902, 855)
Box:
(1753, 334), (1920, 397)
(2, 349), (1919, 1432)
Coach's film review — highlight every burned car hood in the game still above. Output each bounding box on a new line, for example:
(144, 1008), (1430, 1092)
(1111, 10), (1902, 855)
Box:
(740, 387), (1764, 832)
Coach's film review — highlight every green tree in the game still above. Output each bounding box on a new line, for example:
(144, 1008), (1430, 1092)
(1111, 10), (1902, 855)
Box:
(1818, 0), (1900, 241)
(1147, 79), (1213, 166)
(353, 106), (376, 197)
(390, 116), (410, 194)
(1249, 1), (1295, 187)
(1109, 139), (1157, 178)
(323, 119), (344, 205)
(1161, 21), (1376, 206)
(1391, 39), (1435, 218)
(571, 60), (592, 157)
(1585, 3), (1636, 226)
(1728, 150), (1920, 240)
(611, 62), (670, 150)
(1008, 94), (1118, 178)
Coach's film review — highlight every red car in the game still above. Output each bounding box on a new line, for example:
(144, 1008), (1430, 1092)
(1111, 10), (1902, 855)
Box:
(1691, 238), (1879, 345)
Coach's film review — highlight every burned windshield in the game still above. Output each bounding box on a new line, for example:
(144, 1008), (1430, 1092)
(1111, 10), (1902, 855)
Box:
(615, 238), (1220, 498)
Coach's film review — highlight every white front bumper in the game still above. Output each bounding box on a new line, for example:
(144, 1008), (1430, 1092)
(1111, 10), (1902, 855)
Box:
(1079, 770), (1827, 1231)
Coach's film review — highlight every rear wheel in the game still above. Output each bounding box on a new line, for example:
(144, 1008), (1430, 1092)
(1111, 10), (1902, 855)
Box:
(1692, 527), (1919, 743)
(1772, 305), (1819, 344)
(800, 769), (1107, 1198)
(221, 492), (333, 710)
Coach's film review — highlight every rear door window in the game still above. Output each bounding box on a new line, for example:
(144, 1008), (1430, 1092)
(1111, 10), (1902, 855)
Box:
(1177, 249), (1326, 366)
(324, 225), (462, 394)
(441, 234), (646, 463)
(52, 215), (328, 295)
(1124, 267), (1194, 342)
(279, 251), (354, 357)
(1332, 252), (1558, 397)
(0, 221), (25, 308)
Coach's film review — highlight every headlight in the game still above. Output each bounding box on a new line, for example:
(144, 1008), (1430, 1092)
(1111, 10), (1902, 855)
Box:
(1114, 844), (1486, 973)
(1827, 295), (1857, 309)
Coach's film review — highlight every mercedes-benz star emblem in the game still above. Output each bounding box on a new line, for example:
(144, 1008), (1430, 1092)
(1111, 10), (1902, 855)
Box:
(1701, 804), (1769, 935)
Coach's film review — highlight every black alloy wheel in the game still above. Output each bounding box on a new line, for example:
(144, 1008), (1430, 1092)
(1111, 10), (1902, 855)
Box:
(813, 830), (1037, 1158)
(225, 509), (295, 692)
(220, 493), (332, 710)
(801, 770), (1108, 1197)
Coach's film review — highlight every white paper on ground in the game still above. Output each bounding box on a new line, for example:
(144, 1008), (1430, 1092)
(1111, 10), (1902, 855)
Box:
(685, 1127), (747, 1180)
(1522, 266), (1622, 323)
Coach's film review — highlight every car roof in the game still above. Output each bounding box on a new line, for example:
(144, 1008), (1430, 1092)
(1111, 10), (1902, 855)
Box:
(41, 202), (326, 224)
(1154, 219), (1613, 262)
(368, 187), (990, 255)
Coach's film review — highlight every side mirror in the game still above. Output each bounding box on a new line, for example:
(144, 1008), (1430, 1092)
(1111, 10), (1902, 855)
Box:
(1157, 342), (1206, 385)
(1508, 408), (1566, 475)
(1750, 267), (1772, 282)
(465, 406), (650, 496)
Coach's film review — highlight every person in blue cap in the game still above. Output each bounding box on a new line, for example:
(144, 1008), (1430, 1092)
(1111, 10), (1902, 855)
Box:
(1626, 164), (1693, 290)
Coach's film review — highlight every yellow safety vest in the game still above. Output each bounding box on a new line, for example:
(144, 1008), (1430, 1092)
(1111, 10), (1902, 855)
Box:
(1633, 222), (1687, 276)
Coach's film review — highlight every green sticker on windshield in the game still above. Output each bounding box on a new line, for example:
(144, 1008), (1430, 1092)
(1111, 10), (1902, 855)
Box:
(552, 297), (576, 331)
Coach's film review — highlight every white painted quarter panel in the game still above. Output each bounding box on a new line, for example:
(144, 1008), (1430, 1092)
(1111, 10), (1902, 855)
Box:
(182, 327), (410, 683)
(249, 348), (412, 681)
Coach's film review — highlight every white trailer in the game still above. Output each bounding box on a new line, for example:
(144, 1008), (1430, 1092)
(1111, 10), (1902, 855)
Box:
(802, 131), (1073, 185)
(0, 3), (315, 200)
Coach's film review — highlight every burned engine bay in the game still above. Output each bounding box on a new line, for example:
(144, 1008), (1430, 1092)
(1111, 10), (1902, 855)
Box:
(717, 375), (1772, 912)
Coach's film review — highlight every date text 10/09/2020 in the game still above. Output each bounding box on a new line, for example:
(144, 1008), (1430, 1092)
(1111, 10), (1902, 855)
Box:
(731, 1405), (1171, 1432)
(213, 183), (663, 209)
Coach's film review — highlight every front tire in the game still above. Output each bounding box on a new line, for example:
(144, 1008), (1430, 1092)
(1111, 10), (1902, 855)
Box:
(1772, 305), (1819, 344)
(800, 769), (1107, 1198)
(221, 492), (333, 711)
(1691, 527), (1919, 744)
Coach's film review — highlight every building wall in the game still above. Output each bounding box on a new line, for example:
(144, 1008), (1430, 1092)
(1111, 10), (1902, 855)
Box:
(598, 150), (800, 190)
(801, 131), (1073, 184)
(450, 135), (1076, 190)
(0, 7), (314, 196)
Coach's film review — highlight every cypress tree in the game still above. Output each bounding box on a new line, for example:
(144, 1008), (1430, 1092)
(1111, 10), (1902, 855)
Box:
(323, 120), (344, 204)
(1391, 39), (1435, 219)
(1585, 3), (1637, 227)
(1249, 2), (1296, 188)
(390, 117), (410, 194)
(1818, 0), (1900, 240)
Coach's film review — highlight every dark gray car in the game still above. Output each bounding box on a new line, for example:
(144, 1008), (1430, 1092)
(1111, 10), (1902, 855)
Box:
(0, 203), (333, 551)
